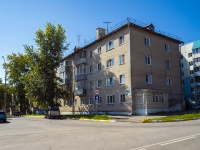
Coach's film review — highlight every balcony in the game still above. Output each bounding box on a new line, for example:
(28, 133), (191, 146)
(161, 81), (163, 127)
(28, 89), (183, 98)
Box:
(59, 66), (71, 73)
(74, 88), (87, 96)
(191, 82), (200, 87)
(75, 74), (87, 81)
(194, 71), (200, 77)
(60, 78), (71, 85)
(75, 58), (86, 65)
(193, 62), (200, 67)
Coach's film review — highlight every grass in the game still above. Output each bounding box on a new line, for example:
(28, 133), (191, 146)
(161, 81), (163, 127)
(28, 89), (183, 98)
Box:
(61, 114), (110, 120)
(142, 112), (200, 123)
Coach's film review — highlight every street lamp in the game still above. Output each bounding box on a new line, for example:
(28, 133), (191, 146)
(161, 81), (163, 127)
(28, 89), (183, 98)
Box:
(2, 56), (7, 113)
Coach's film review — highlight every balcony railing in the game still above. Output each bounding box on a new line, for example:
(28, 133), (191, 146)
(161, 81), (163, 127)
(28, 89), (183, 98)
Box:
(75, 74), (87, 81)
(74, 88), (87, 96)
(75, 58), (86, 65)
(193, 62), (200, 67)
(59, 66), (71, 73)
(191, 82), (200, 87)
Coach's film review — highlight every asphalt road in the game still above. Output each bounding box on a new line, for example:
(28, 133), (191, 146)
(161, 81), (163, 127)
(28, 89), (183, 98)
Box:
(0, 117), (200, 150)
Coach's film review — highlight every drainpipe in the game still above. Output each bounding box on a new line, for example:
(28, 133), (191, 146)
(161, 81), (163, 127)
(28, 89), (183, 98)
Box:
(128, 18), (133, 115)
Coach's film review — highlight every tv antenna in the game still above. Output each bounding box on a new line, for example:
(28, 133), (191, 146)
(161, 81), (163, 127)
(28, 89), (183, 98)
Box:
(103, 21), (111, 34)
(76, 34), (81, 46)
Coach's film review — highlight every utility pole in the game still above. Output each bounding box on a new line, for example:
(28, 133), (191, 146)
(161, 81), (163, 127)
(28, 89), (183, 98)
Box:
(103, 22), (111, 34)
(2, 56), (7, 113)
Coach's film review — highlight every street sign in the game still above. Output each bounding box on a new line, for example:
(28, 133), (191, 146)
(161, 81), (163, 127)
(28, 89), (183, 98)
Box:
(95, 94), (100, 100)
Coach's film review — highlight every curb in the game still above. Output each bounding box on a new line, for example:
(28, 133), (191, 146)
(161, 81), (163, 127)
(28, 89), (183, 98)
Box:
(79, 118), (116, 123)
(144, 117), (200, 123)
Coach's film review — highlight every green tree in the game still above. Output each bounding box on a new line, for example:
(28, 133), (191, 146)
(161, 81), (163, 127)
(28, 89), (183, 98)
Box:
(5, 53), (30, 112)
(24, 22), (68, 108)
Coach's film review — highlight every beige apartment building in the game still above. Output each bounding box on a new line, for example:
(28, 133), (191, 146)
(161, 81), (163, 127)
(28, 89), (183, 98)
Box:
(59, 20), (183, 115)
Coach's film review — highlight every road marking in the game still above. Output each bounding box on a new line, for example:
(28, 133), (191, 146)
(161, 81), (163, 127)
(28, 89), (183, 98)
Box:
(129, 133), (200, 150)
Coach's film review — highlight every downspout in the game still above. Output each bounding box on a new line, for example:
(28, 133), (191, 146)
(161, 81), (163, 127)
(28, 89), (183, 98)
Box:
(128, 19), (133, 115)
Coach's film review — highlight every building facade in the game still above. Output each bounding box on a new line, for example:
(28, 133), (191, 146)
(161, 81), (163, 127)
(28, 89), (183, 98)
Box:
(180, 40), (200, 105)
(59, 21), (183, 115)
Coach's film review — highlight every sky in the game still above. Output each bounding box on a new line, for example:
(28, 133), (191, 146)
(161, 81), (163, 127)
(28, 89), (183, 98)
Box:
(0, 0), (200, 82)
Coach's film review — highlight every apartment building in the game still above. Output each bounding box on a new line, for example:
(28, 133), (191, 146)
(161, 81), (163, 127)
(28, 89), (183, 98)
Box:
(180, 40), (200, 105)
(59, 20), (183, 115)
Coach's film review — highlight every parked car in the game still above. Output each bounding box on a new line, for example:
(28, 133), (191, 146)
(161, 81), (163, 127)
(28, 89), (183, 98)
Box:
(14, 111), (22, 116)
(44, 107), (60, 119)
(0, 110), (7, 123)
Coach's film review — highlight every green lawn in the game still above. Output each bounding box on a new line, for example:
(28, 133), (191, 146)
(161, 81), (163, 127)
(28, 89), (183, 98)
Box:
(61, 114), (110, 120)
(142, 112), (200, 123)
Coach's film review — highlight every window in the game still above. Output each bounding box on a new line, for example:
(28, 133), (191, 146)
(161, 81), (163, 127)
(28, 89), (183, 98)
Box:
(97, 47), (101, 54)
(120, 94), (125, 103)
(119, 55), (125, 65)
(166, 60), (170, 69)
(193, 57), (200, 62)
(119, 35), (124, 45)
(89, 97), (93, 105)
(181, 63), (184, 68)
(106, 95), (115, 104)
(166, 77), (172, 85)
(106, 58), (114, 68)
(81, 99), (85, 105)
(119, 74), (125, 84)
(89, 66), (93, 73)
(190, 78), (194, 83)
(89, 51), (92, 58)
(192, 48), (200, 54)
(97, 80), (102, 88)
(153, 92), (164, 103)
(190, 70), (194, 75)
(188, 53), (192, 57)
(180, 55), (183, 59)
(74, 99), (77, 106)
(191, 88), (194, 93)
(144, 37), (150, 46)
(106, 77), (115, 86)
(182, 80), (184, 84)
(106, 40), (114, 51)
(146, 75), (152, 84)
(145, 56), (151, 65)
(189, 61), (193, 66)
(89, 82), (93, 89)
(97, 63), (102, 71)
(97, 97), (102, 104)
(182, 71), (184, 76)
(165, 44), (170, 52)
(65, 60), (69, 66)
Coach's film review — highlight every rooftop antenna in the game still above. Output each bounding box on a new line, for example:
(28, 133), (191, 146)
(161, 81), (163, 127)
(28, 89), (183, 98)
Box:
(103, 21), (111, 34)
(77, 34), (81, 47)
(83, 39), (87, 46)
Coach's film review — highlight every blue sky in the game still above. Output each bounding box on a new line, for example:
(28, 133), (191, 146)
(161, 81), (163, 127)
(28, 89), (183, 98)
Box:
(0, 0), (200, 82)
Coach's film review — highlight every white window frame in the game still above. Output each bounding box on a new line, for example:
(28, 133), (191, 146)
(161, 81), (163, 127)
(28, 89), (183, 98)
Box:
(97, 80), (102, 88)
(119, 55), (125, 65)
(89, 82), (93, 89)
(166, 60), (170, 69)
(89, 66), (93, 73)
(188, 53), (192, 57)
(145, 56), (151, 65)
(106, 40), (114, 51)
(119, 35), (124, 45)
(119, 94), (126, 103)
(89, 97), (93, 105)
(89, 51), (93, 58)
(106, 95), (115, 104)
(97, 46), (101, 55)
(106, 58), (114, 68)
(106, 77), (115, 86)
(119, 74), (125, 84)
(97, 63), (102, 71)
(81, 98), (85, 105)
(146, 75), (152, 84)
(166, 77), (172, 85)
(165, 44), (170, 52)
(145, 37), (150, 46)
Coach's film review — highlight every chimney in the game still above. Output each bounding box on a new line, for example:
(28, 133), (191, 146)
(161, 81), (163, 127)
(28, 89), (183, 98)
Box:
(96, 28), (105, 40)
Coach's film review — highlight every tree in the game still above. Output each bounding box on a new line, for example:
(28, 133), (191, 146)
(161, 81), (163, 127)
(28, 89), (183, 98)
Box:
(24, 22), (68, 108)
(5, 53), (30, 112)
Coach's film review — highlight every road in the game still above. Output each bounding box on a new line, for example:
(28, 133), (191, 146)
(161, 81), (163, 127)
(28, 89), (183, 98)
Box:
(0, 117), (200, 150)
